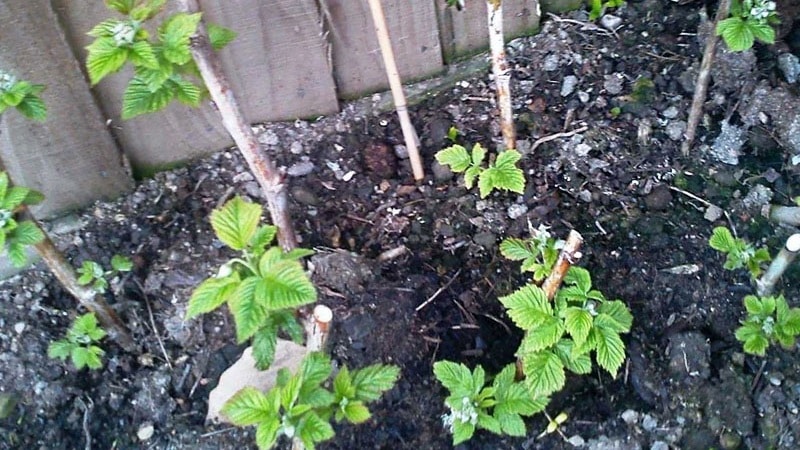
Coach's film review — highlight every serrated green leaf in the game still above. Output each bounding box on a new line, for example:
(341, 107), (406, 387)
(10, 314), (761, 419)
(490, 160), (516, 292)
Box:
(122, 76), (175, 119)
(22, 189), (45, 206)
(433, 361), (473, 396)
(479, 150), (525, 198)
(743, 295), (763, 316)
(749, 21), (775, 44)
(0, 173), (8, 201)
(77, 261), (102, 286)
(249, 225), (277, 252)
(762, 296), (777, 316)
(159, 13), (202, 65)
(435, 145), (471, 172)
(6, 242), (27, 268)
(779, 307), (800, 336)
(71, 345), (104, 370)
(717, 17), (754, 52)
(256, 259), (316, 310)
(598, 300), (633, 331)
(48, 340), (74, 360)
(520, 317), (563, 354)
(492, 363), (516, 391)
(2, 81), (33, 106)
(736, 323), (769, 356)
(255, 418), (280, 450)
(221, 387), (275, 426)
(135, 62), (173, 91)
(229, 277), (267, 342)
(594, 327), (626, 376)
(109, 254), (132, 272)
(464, 165), (482, 189)
(352, 363), (400, 402)
(452, 420), (476, 446)
(343, 400), (371, 424)
(86, 37), (129, 85)
(495, 411), (527, 436)
(171, 77), (202, 106)
(16, 94), (47, 121)
(211, 196), (262, 251)
(477, 412), (502, 434)
(105, 0), (136, 15)
(126, 41), (159, 70)
(208, 23), (237, 51)
(563, 266), (592, 292)
(499, 285), (552, 330)
(252, 323), (278, 370)
(523, 350), (565, 398)
(594, 313), (630, 335)
(499, 238), (534, 261)
(186, 275), (239, 318)
(333, 365), (355, 399)
(709, 226), (736, 252)
(72, 313), (100, 336)
(300, 352), (332, 392)
(11, 221), (44, 246)
(564, 307), (593, 345)
(554, 339), (592, 374)
(272, 309), (304, 344)
(298, 411), (335, 449)
(280, 371), (303, 411)
(130, 0), (166, 21)
(471, 143), (487, 166)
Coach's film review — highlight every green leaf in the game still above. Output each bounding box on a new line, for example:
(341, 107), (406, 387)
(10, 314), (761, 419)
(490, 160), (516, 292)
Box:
(779, 307), (800, 336)
(564, 307), (593, 345)
(130, 0), (166, 21)
(0, 172), (8, 201)
(48, 340), (74, 360)
(519, 317), (564, 354)
(109, 254), (131, 272)
(252, 323), (278, 370)
(71, 346), (104, 370)
(86, 37), (130, 85)
(495, 411), (527, 436)
(299, 352), (333, 397)
(2, 81), (33, 106)
(121, 76), (175, 119)
(254, 418), (280, 450)
(452, 420), (476, 446)
(280, 371), (303, 410)
(594, 313), (630, 335)
(77, 261), (103, 286)
(464, 166), (482, 189)
(171, 77), (202, 106)
(15, 94), (47, 121)
(105, 0), (136, 15)
(563, 266), (592, 292)
(273, 310), (305, 344)
(256, 258), (317, 310)
(598, 300), (633, 331)
(208, 23), (237, 51)
(498, 285), (552, 330)
(433, 361), (473, 396)
(554, 339), (592, 374)
(477, 412), (502, 434)
(352, 364), (400, 402)
(499, 238), (534, 261)
(478, 150), (525, 198)
(210, 196), (262, 251)
(298, 411), (335, 449)
(127, 41), (159, 69)
(594, 327), (626, 377)
(6, 243), (28, 268)
(72, 313), (100, 337)
(11, 221), (43, 246)
(343, 400), (371, 424)
(523, 350), (565, 398)
(159, 13), (202, 65)
(135, 62), (173, 92)
(471, 143), (487, 166)
(744, 295), (764, 316)
(221, 387), (275, 426)
(717, 17), (754, 52)
(709, 226), (736, 253)
(435, 145), (471, 173)
(22, 189), (45, 206)
(186, 275), (239, 318)
(749, 21), (775, 44)
(736, 322), (769, 356)
(333, 366), (355, 399)
(249, 225), (278, 252)
(229, 277), (267, 342)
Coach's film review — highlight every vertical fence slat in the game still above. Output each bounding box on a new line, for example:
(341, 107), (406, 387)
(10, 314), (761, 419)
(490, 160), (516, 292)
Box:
(325, 0), (444, 99)
(0, 0), (133, 218)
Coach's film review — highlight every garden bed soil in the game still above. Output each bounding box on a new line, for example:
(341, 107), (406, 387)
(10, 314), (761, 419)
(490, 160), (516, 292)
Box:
(3, 1), (800, 449)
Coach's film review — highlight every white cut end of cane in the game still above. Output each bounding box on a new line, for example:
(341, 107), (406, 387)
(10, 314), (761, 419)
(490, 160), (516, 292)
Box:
(313, 305), (333, 324)
(786, 234), (800, 253)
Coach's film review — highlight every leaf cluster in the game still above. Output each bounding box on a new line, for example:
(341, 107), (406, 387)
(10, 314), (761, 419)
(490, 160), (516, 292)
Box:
(87, 0), (236, 118)
(709, 226), (770, 279)
(499, 226), (564, 282)
(0, 71), (47, 121)
(735, 295), (800, 356)
(433, 362), (546, 445)
(716, 0), (778, 51)
(222, 352), (399, 450)
(77, 254), (133, 293)
(186, 196), (316, 369)
(435, 144), (525, 198)
(588, 0), (626, 21)
(0, 172), (45, 268)
(499, 266), (632, 398)
(47, 313), (107, 370)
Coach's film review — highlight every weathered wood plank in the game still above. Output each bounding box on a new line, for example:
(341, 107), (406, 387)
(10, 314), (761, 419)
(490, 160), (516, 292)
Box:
(436, 0), (541, 62)
(0, 0), (133, 217)
(52, 0), (338, 172)
(325, 0), (444, 99)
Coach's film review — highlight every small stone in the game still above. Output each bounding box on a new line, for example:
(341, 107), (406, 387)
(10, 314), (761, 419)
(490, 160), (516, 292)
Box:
(394, 145), (409, 159)
(258, 130), (279, 146)
(567, 435), (585, 447)
(644, 184), (673, 210)
(472, 231), (497, 249)
(507, 204), (528, 220)
(704, 204), (724, 222)
(650, 441), (669, 450)
(621, 409), (639, 424)
(243, 182), (263, 200)
(543, 54), (560, 71)
(642, 414), (658, 432)
(13, 322), (25, 334)
(710, 120), (746, 165)
(662, 106), (680, 119)
(432, 161), (454, 183)
(287, 160), (315, 177)
(666, 121), (686, 141)
(769, 376), (782, 386)
(137, 423), (155, 441)
(600, 14), (623, 30)
(289, 141), (304, 155)
(561, 75), (578, 97)
(578, 190), (592, 203)
(578, 91), (590, 103)
(603, 73), (625, 95)
(777, 53), (800, 84)
(291, 186), (319, 206)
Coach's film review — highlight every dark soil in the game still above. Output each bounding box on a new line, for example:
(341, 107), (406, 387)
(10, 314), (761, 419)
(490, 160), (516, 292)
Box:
(3, 1), (800, 449)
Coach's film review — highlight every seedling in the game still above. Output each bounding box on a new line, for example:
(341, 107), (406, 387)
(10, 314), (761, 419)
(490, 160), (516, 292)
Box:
(186, 196), (316, 369)
(735, 295), (800, 356)
(609, 106), (622, 118)
(222, 351), (399, 450)
(499, 224), (564, 282)
(447, 125), (460, 143)
(0, 70), (47, 121)
(716, 0), (778, 51)
(435, 143), (525, 198)
(433, 361), (546, 445)
(48, 313), (107, 370)
(77, 255), (133, 293)
(709, 226), (770, 279)
(537, 411), (569, 439)
(589, 0), (625, 21)
(0, 171), (45, 267)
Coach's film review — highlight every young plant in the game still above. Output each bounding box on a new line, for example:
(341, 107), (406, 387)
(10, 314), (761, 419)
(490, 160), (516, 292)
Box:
(77, 255), (133, 293)
(588, 0), (625, 21)
(435, 143), (525, 198)
(709, 226), (770, 279)
(0, 70), (47, 121)
(0, 171), (45, 267)
(186, 196), (316, 369)
(500, 265), (633, 398)
(716, 0), (778, 51)
(222, 351), (399, 450)
(48, 313), (107, 370)
(735, 295), (800, 356)
(500, 225), (564, 282)
(433, 361), (546, 445)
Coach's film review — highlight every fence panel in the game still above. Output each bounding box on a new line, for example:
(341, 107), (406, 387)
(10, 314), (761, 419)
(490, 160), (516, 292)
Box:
(324, 0), (445, 99)
(0, 0), (133, 218)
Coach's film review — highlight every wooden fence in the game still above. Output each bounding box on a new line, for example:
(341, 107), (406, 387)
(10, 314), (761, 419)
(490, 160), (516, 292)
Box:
(0, 0), (540, 217)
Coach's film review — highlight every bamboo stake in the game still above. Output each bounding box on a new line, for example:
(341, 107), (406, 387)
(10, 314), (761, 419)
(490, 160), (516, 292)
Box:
(366, 0), (425, 181)
(757, 234), (800, 297)
(176, 0), (298, 251)
(681, 0), (730, 156)
(487, 0), (516, 151)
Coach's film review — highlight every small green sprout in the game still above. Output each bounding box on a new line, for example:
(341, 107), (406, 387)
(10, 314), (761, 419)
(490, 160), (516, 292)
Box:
(447, 125), (460, 143)
(435, 143), (525, 198)
(716, 0), (778, 51)
(48, 313), (107, 370)
(610, 106), (622, 118)
(0, 171), (45, 268)
(709, 226), (771, 279)
(0, 70), (47, 121)
(589, 0), (625, 21)
(735, 295), (800, 356)
(499, 225), (565, 282)
(77, 254), (133, 293)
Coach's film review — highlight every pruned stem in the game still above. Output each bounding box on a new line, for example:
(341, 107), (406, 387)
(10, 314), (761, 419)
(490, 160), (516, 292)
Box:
(21, 211), (135, 352)
(681, 0), (730, 156)
(487, 0), (516, 151)
(768, 205), (800, 227)
(305, 304), (333, 352)
(177, 0), (297, 251)
(542, 230), (584, 300)
(756, 234), (800, 296)
(367, 0), (425, 181)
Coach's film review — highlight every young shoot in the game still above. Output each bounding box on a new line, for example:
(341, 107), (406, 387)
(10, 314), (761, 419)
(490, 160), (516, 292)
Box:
(222, 351), (399, 450)
(186, 196), (316, 369)
(0, 172), (45, 267)
(588, 0), (626, 21)
(433, 361), (546, 445)
(499, 225), (565, 282)
(435, 143), (525, 198)
(77, 254), (133, 293)
(735, 295), (800, 356)
(0, 70), (47, 121)
(716, 0), (778, 51)
(709, 226), (770, 279)
(48, 313), (107, 370)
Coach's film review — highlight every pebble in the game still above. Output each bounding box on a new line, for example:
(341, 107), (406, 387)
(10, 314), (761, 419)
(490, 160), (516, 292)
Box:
(543, 54), (560, 71)
(290, 186), (319, 206)
(662, 106), (679, 119)
(578, 91), (590, 103)
(665, 121), (686, 141)
(642, 414), (658, 432)
(472, 231), (497, 249)
(704, 204), (723, 222)
(621, 409), (639, 424)
(258, 130), (279, 146)
(600, 14), (623, 30)
(13, 322), (25, 334)
(431, 161), (453, 182)
(137, 423), (154, 441)
(286, 160), (315, 177)
(243, 182), (263, 200)
(394, 145), (409, 159)
(561, 75), (578, 97)
(507, 203), (528, 220)
(567, 435), (586, 447)
(289, 141), (304, 154)
(603, 73), (625, 95)
(777, 53), (800, 84)
(651, 441), (669, 450)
